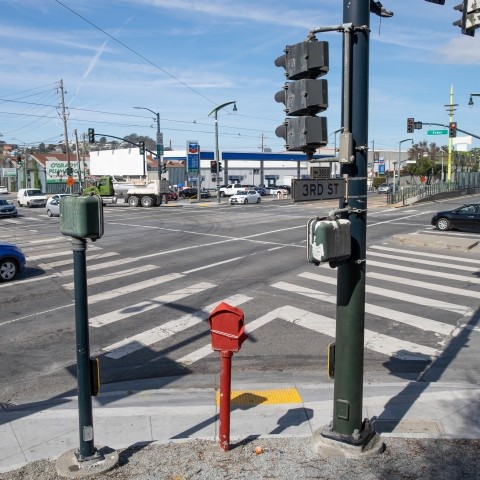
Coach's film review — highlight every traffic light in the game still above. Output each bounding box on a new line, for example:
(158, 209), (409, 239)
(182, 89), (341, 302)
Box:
(66, 166), (73, 176)
(139, 141), (145, 155)
(218, 161), (222, 172)
(17, 156), (22, 166)
(453, 1), (480, 37)
(210, 160), (217, 174)
(88, 128), (95, 143)
(407, 117), (415, 134)
(449, 121), (457, 137)
(274, 40), (329, 155)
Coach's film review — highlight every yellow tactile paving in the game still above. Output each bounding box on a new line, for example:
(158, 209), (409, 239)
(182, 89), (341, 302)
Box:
(215, 388), (302, 406)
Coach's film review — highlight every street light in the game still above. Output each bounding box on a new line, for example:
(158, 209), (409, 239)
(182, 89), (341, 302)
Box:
(133, 106), (163, 188)
(208, 101), (237, 203)
(395, 138), (413, 193)
(468, 93), (480, 108)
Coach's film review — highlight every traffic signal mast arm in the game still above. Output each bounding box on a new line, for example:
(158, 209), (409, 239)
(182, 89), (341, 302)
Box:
(89, 132), (157, 156)
(416, 122), (480, 140)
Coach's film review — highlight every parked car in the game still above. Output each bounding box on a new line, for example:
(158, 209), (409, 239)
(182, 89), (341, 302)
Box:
(178, 188), (211, 199)
(46, 193), (71, 206)
(167, 190), (178, 201)
(0, 242), (26, 282)
(229, 190), (261, 205)
(253, 187), (267, 196)
(0, 199), (17, 218)
(377, 183), (393, 194)
(17, 188), (47, 207)
(431, 203), (480, 232)
(0, 185), (9, 194)
(45, 198), (61, 217)
(276, 185), (292, 194)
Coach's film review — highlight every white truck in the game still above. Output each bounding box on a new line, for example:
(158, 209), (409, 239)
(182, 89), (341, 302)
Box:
(83, 176), (169, 207)
(219, 183), (244, 197)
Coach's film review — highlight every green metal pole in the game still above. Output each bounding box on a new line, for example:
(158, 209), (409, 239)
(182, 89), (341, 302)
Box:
(72, 237), (96, 460)
(332, 0), (369, 438)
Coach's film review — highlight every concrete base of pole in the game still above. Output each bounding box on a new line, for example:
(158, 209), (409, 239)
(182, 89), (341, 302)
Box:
(312, 422), (385, 459)
(56, 446), (118, 478)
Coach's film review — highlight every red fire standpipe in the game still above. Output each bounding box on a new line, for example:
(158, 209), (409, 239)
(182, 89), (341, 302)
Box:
(219, 350), (233, 451)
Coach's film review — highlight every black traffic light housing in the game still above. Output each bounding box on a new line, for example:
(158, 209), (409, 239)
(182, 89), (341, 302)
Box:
(218, 162), (222, 172)
(139, 141), (145, 155)
(449, 121), (457, 138)
(88, 128), (95, 143)
(210, 160), (217, 174)
(17, 156), (22, 166)
(275, 40), (329, 155)
(407, 117), (414, 133)
(453, 1), (480, 37)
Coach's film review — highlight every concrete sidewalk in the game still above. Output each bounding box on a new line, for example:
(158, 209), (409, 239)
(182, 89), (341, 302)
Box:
(1, 372), (480, 474)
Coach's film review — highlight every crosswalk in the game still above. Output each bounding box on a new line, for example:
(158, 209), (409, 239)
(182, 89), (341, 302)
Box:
(2, 231), (479, 374)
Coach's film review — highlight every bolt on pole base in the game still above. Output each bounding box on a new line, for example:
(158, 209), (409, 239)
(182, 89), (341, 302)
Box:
(56, 446), (118, 478)
(311, 418), (385, 458)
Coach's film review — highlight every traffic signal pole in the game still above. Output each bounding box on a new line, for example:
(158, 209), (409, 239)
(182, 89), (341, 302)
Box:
(334, 0), (369, 441)
(315, 0), (382, 452)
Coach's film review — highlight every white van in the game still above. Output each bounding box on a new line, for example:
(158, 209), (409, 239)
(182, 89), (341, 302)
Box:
(17, 188), (48, 207)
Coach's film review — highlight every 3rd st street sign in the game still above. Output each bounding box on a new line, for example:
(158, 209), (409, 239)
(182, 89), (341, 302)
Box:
(292, 178), (345, 202)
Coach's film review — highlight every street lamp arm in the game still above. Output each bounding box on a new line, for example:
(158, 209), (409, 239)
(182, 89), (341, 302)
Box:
(208, 101), (237, 118)
(133, 106), (157, 116)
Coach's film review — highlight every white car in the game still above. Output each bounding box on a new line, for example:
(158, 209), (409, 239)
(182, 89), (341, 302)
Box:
(229, 190), (261, 205)
(0, 186), (9, 194)
(47, 193), (71, 205)
(17, 188), (48, 207)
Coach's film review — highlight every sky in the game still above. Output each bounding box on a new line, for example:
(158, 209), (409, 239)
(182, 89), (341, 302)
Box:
(1, 0), (480, 154)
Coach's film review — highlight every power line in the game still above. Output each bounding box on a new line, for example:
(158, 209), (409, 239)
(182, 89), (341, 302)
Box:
(54, 0), (218, 107)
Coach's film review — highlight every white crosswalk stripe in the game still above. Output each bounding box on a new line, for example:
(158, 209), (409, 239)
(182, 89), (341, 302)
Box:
(299, 272), (470, 315)
(103, 294), (253, 359)
(90, 282), (216, 327)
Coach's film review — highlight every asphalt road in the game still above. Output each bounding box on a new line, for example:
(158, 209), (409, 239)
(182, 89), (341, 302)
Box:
(1, 192), (479, 403)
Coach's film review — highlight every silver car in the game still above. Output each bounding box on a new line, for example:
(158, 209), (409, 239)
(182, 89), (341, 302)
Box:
(377, 183), (393, 194)
(45, 198), (61, 217)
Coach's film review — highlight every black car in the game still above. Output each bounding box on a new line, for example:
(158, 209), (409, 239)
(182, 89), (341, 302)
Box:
(431, 203), (480, 232)
(178, 188), (211, 199)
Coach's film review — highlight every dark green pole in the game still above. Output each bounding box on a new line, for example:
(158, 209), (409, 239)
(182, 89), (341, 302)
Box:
(332, 0), (369, 437)
(72, 237), (96, 460)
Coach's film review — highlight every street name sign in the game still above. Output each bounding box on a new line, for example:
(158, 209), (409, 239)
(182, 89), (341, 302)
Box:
(427, 129), (448, 135)
(311, 166), (331, 178)
(292, 178), (345, 202)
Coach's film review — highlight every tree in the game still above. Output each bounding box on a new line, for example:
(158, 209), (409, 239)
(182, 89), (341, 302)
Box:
(405, 141), (444, 184)
(123, 134), (155, 152)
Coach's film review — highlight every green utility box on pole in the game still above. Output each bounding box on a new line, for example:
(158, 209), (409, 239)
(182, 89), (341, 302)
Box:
(306, 217), (351, 266)
(60, 195), (104, 240)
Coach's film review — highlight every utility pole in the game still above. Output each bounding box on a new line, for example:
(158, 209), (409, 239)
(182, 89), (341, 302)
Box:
(74, 129), (82, 190)
(58, 79), (72, 190)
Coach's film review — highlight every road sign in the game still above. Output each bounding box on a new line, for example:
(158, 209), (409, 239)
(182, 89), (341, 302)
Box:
(292, 178), (345, 202)
(311, 166), (331, 178)
(66, 176), (75, 186)
(427, 129), (448, 135)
